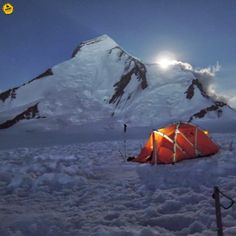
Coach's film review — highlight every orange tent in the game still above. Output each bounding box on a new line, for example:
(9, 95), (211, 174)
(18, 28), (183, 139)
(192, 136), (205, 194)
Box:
(131, 122), (219, 164)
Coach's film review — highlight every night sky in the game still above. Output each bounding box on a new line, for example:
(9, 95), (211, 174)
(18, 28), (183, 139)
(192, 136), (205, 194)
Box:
(1, 0), (236, 97)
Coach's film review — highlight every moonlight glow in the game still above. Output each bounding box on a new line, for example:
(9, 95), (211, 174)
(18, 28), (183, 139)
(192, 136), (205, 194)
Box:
(156, 52), (177, 70)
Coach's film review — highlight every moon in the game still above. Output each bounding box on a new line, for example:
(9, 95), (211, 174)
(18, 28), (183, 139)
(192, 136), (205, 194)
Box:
(156, 52), (177, 70)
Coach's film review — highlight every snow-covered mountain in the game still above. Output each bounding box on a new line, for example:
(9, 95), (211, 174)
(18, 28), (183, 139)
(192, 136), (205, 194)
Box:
(0, 35), (235, 130)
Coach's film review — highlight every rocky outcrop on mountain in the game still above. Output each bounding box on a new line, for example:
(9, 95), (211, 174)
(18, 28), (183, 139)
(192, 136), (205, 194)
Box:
(185, 78), (209, 99)
(0, 69), (53, 103)
(109, 47), (147, 105)
(188, 101), (228, 122)
(0, 103), (44, 129)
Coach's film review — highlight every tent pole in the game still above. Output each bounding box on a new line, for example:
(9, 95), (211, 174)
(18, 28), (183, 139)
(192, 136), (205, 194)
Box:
(194, 127), (198, 156)
(124, 124), (127, 159)
(173, 123), (180, 163)
(152, 131), (157, 165)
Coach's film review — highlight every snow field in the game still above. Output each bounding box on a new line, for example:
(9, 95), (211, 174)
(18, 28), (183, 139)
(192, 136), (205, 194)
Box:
(0, 134), (236, 235)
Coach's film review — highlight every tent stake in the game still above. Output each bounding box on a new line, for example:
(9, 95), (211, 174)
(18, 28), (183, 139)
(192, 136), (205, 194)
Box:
(213, 186), (224, 236)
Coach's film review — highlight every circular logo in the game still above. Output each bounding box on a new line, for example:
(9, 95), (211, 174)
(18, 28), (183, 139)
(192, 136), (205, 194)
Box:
(2, 3), (14, 15)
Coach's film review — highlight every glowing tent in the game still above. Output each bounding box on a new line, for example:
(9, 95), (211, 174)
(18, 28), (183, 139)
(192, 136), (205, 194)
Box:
(130, 122), (219, 164)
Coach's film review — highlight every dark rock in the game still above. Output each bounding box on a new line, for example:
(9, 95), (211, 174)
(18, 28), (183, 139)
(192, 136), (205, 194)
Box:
(71, 45), (83, 58)
(0, 87), (19, 102)
(0, 69), (53, 103)
(185, 79), (209, 100)
(188, 101), (227, 122)
(109, 56), (148, 105)
(29, 68), (53, 82)
(71, 37), (104, 58)
(0, 103), (45, 129)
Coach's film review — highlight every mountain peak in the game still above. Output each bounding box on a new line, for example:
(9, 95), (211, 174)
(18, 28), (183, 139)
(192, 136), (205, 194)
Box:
(71, 34), (118, 58)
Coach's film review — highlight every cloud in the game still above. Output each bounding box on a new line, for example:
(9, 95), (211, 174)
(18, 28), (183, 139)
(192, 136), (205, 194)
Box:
(175, 60), (236, 108)
(176, 60), (218, 93)
(229, 97), (236, 109)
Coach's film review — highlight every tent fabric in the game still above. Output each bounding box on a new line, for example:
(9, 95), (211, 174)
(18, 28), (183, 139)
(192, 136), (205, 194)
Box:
(132, 122), (219, 164)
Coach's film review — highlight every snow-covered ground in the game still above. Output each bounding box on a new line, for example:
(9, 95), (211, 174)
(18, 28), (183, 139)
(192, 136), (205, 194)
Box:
(0, 133), (236, 236)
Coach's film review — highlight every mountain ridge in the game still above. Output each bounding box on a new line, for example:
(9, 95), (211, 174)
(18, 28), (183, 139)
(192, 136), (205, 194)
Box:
(0, 34), (235, 130)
